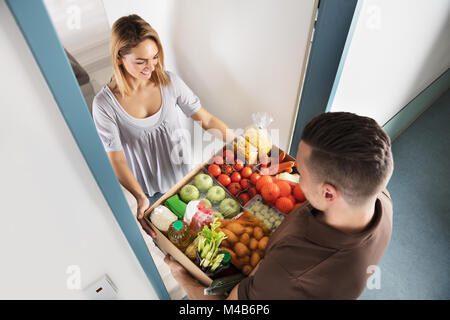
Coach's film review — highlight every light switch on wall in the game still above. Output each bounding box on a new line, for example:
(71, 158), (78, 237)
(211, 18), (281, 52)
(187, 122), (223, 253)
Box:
(84, 274), (118, 300)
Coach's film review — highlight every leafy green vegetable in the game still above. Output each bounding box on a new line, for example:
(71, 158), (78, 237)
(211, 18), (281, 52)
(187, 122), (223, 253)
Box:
(197, 218), (227, 270)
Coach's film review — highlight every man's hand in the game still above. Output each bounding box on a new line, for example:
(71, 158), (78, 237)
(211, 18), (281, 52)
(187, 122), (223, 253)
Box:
(164, 254), (190, 281)
(136, 195), (157, 238)
(164, 254), (239, 300)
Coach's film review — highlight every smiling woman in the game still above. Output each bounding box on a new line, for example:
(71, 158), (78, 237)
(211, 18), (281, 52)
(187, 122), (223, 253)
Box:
(110, 15), (170, 97)
(91, 14), (233, 238)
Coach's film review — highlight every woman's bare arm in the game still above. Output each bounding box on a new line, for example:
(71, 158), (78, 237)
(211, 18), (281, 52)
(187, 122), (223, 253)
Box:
(191, 107), (236, 143)
(107, 150), (156, 238)
(108, 151), (146, 200)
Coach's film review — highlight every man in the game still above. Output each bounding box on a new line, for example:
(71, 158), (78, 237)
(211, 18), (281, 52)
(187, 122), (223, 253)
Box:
(164, 112), (394, 299)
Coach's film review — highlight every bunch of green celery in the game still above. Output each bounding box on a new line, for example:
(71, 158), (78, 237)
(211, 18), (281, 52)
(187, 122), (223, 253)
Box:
(197, 218), (227, 271)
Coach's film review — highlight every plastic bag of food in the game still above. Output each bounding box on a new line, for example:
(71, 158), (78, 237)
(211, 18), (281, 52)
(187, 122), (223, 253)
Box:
(236, 112), (274, 164)
(150, 205), (178, 232)
(184, 200), (215, 232)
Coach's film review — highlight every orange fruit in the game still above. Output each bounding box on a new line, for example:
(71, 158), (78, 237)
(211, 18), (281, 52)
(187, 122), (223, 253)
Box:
(256, 175), (273, 191)
(293, 185), (306, 202)
(261, 183), (280, 202)
(275, 197), (294, 214)
(288, 194), (297, 205)
(276, 180), (291, 197)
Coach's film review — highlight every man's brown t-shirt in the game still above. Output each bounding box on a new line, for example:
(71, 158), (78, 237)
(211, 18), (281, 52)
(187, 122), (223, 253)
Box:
(238, 189), (393, 300)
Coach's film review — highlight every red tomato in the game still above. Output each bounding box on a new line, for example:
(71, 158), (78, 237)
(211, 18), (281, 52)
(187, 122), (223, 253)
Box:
(223, 164), (233, 175)
(207, 164), (221, 177)
(240, 178), (249, 189)
(217, 174), (231, 187)
(223, 149), (235, 164)
(248, 187), (258, 199)
(213, 156), (224, 165)
(238, 193), (250, 205)
(241, 166), (253, 178)
(231, 171), (242, 183)
(233, 159), (244, 171)
(227, 182), (242, 195)
(250, 173), (261, 185)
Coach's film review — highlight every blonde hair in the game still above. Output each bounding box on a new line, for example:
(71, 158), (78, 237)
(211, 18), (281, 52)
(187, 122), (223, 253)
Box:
(110, 14), (170, 97)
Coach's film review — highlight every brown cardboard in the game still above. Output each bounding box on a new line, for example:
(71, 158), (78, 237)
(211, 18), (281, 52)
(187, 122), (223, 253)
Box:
(144, 155), (215, 287)
(143, 141), (297, 287)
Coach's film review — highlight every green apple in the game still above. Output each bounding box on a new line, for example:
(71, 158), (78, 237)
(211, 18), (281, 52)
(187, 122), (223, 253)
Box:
(207, 186), (226, 204)
(219, 198), (240, 218)
(214, 211), (224, 220)
(193, 173), (213, 192)
(199, 198), (212, 208)
(179, 184), (200, 203)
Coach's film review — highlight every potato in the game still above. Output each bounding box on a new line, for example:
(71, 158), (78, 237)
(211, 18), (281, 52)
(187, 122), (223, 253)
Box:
(219, 219), (230, 227)
(253, 226), (264, 240)
(231, 256), (243, 269)
(237, 255), (250, 266)
(258, 236), (269, 251)
(221, 240), (230, 248)
(244, 226), (253, 234)
(222, 228), (238, 244)
(227, 222), (245, 235)
(234, 242), (250, 257)
(250, 252), (261, 267)
(242, 265), (253, 276)
(240, 233), (250, 246)
(249, 238), (259, 251)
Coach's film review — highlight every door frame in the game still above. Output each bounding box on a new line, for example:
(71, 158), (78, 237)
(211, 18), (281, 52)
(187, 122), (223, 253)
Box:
(288, 0), (361, 157)
(6, 0), (171, 300)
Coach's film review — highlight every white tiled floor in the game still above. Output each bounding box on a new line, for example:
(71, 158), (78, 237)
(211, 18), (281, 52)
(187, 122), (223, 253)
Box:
(120, 186), (187, 300)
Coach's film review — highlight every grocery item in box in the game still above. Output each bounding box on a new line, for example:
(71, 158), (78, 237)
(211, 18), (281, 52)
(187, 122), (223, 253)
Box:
(180, 170), (244, 222)
(244, 195), (286, 232)
(149, 205), (178, 232)
(245, 112), (273, 157)
(235, 136), (258, 164)
(165, 194), (187, 219)
(167, 220), (195, 251)
(196, 218), (229, 275)
(219, 211), (271, 276)
(244, 127), (272, 156)
(184, 199), (215, 232)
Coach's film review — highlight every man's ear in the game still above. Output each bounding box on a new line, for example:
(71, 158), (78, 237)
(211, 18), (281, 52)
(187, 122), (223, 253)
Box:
(322, 183), (337, 202)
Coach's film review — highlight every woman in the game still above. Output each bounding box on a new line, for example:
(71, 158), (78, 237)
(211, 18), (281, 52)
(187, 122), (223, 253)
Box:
(92, 14), (233, 238)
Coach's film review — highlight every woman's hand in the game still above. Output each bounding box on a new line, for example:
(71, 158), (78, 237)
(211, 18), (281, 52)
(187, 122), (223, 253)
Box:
(136, 195), (157, 238)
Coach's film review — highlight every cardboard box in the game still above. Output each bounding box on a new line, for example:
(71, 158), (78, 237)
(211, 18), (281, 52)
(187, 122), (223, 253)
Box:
(144, 141), (296, 287)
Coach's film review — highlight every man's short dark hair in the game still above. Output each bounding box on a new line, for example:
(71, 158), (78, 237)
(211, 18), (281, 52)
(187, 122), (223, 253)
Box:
(301, 112), (393, 206)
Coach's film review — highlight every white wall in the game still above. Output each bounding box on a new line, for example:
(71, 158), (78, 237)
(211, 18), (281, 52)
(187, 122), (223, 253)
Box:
(43, 0), (112, 93)
(330, 0), (450, 126)
(0, 0), (158, 299)
(102, 0), (317, 151)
